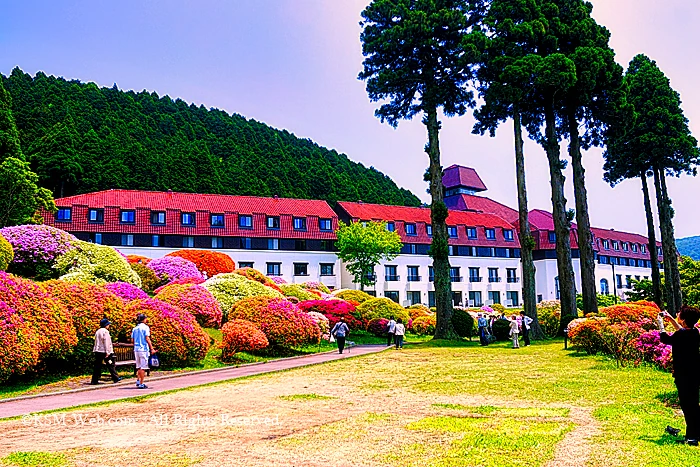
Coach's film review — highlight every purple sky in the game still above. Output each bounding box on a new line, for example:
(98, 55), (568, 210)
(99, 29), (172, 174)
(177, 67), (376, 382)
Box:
(1, 0), (698, 238)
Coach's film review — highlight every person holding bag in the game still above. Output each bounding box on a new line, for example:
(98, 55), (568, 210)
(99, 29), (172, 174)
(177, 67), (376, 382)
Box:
(91, 318), (121, 385)
(330, 317), (349, 354)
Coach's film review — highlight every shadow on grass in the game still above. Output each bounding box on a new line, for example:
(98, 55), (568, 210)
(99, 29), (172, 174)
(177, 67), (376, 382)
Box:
(639, 433), (685, 446)
(655, 390), (680, 408)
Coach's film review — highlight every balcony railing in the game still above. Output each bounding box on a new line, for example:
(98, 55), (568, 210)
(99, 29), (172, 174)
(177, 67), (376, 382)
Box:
(469, 277), (483, 283)
(407, 275), (421, 282)
(450, 276), (463, 283)
(365, 274), (377, 282)
(385, 275), (400, 282)
(488, 277), (502, 283)
(507, 277), (520, 283)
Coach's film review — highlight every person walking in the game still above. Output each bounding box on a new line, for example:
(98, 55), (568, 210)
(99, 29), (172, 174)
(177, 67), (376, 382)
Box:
(131, 313), (155, 389)
(387, 316), (396, 346)
(658, 307), (700, 445)
(394, 318), (406, 349)
(91, 318), (121, 385)
(509, 315), (520, 349)
(477, 313), (489, 346)
(331, 317), (350, 354)
(520, 311), (533, 347)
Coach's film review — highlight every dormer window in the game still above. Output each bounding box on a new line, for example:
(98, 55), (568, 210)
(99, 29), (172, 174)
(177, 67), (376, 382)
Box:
(485, 228), (496, 240)
(56, 208), (72, 222)
(602, 240), (610, 250)
(405, 223), (416, 236)
(181, 212), (196, 226)
(267, 216), (280, 229)
(386, 222), (395, 232)
(622, 242), (629, 251)
(504, 229), (514, 241)
(210, 214), (225, 227)
(426, 225), (432, 236)
(88, 209), (104, 223)
(467, 227), (477, 239)
(151, 211), (166, 225)
(120, 210), (135, 224)
(613, 241), (619, 251)
(631, 243), (638, 253)
(293, 217), (307, 231)
(448, 226), (458, 238)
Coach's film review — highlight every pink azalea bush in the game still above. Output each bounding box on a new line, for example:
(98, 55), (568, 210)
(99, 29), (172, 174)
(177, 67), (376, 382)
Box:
(305, 311), (330, 336)
(367, 317), (389, 337)
(270, 276), (287, 285)
(298, 299), (364, 330)
(156, 284), (223, 328)
(635, 330), (672, 371)
(105, 282), (149, 302)
(148, 256), (204, 282)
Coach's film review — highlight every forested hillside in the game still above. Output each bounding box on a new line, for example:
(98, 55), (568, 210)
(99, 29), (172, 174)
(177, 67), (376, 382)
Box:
(1, 68), (420, 206)
(678, 236), (700, 260)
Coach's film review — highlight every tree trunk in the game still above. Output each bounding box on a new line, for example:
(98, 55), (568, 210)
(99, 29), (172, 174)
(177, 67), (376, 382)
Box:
(567, 110), (597, 316)
(640, 174), (662, 308)
(654, 168), (682, 314)
(544, 99), (577, 333)
(425, 107), (455, 339)
(513, 107), (543, 339)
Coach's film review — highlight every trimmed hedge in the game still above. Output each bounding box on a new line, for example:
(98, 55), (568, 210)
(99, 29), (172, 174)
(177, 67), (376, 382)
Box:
(166, 249), (235, 278)
(357, 297), (409, 323)
(156, 283), (223, 328)
(203, 273), (284, 321)
(219, 319), (268, 360)
(451, 308), (475, 338)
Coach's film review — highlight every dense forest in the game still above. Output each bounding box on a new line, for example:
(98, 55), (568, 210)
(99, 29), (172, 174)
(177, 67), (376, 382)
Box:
(677, 236), (700, 260)
(1, 68), (420, 206)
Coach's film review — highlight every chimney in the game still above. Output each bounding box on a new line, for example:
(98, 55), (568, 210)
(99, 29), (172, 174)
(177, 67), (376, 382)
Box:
(273, 195), (279, 200)
(358, 199), (363, 204)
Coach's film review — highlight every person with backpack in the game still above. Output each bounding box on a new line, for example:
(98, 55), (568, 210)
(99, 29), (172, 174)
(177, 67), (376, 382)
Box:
(394, 318), (406, 349)
(386, 316), (396, 346)
(330, 317), (350, 354)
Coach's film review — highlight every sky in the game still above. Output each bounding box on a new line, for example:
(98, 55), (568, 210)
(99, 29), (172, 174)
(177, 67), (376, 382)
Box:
(1, 0), (699, 238)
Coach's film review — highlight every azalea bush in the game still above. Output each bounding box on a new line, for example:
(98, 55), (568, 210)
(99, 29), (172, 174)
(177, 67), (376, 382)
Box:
(367, 317), (389, 337)
(536, 300), (562, 338)
(0, 224), (77, 279)
(599, 321), (646, 367)
(451, 308), (475, 339)
(104, 282), (149, 302)
(300, 281), (331, 294)
(126, 254), (151, 265)
(298, 299), (364, 330)
(54, 241), (142, 286)
(270, 276), (287, 285)
(600, 302), (660, 324)
(229, 297), (320, 348)
(280, 284), (321, 301)
(412, 314), (436, 336)
(0, 300), (40, 383)
(0, 234), (13, 271)
(305, 311), (330, 336)
(156, 283), (223, 328)
(125, 299), (210, 367)
(357, 297), (409, 323)
(166, 249), (235, 278)
(153, 276), (205, 294)
(333, 289), (374, 303)
(147, 256), (203, 283)
(635, 330), (672, 371)
(130, 262), (162, 293)
(232, 268), (283, 292)
(568, 318), (608, 355)
(219, 319), (269, 361)
(407, 304), (431, 320)
(203, 273), (284, 321)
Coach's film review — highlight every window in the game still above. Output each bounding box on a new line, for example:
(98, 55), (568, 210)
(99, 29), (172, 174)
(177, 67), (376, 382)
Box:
(295, 239), (306, 251)
(488, 291), (501, 305)
(625, 275), (632, 289)
(641, 244), (647, 253)
(268, 238), (279, 250)
(319, 218), (332, 231)
(120, 234), (134, 246)
(90, 233), (102, 244)
(211, 236), (223, 249)
(635, 275), (641, 281)
(555, 277), (560, 300)
(183, 236), (194, 248)
(602, 239), (610, 250)
(239, 215), (253, 229)
(210, 214), (225, 227)
(407, 266), (420, 282)
(428, 266), (434, 282)
(600, 279), (609, 295)
(267, 263), (281, 276)
(622, 242), (629, 251)
(267, 216), (280, 229)
(385, 265), (399, 281)
(238, 262), (254, 269)
(151, 211), (166, 225)
(56, 208), (72, 221)
(428, 291), (435, 307)
(386, 222), (395, 232)
(152, 235), (160, 247)
(407, 291), (421, 306)
(320, 263), (335, 276)
(241, 237), (252, 249)
(612, 241), (619, 251)
(405, 223), (417, 236)
(448, 245), (454, 256)
(321, 240), (334, 251)
(488, 268), (500, 282)
(548, 231), (556, 243)
(506, 291), (519, 307)
(631, 243), (638, 253)
(448, 226), (458, 238)
(506, 268), (518, 283)
(485, 228), (496, 240)
(616, 274), (623, 288)
(468, 267), (481, 282)
(450, 267), (462, 282)
(407, 243), (418, 254)
(426, 225), (432, 236)
(181, 213), (195, 226)
(294, 263), (308, 276)
(88, 209), (104, 223)
(467, 227), (477, 239)
(468, 291), (482, 307)
(629, 259), (636, 267)
(504, 229), (514, 241)
(599, 255), (609, 264)
(385, 291), (399, 303)
(453, 292), (463, 307)
(293, 217), (307, 230)
(120, 210), (135, 224)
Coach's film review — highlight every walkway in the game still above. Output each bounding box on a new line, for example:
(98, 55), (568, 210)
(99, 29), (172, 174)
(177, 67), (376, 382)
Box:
(0, 345), (387, 419)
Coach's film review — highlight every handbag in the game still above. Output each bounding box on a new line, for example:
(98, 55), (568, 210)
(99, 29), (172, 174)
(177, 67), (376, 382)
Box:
(148, 353), (160, 368)
(329, 334), (336, 343)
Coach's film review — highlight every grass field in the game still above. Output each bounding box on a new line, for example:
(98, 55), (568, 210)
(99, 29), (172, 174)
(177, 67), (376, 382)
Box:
(1, 339), (697, 467)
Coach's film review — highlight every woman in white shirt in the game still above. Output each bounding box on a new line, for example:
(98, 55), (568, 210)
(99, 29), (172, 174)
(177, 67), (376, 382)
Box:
(394, 318), (406, 349)
(509, 315), (520, 349)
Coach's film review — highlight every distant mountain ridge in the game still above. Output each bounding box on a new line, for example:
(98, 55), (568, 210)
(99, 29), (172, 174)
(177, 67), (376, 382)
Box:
(677, 236), (700, 260)
(1, 67), (420, 206)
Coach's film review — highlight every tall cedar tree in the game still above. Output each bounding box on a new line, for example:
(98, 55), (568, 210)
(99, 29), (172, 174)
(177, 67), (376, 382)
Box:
(604, 55), (699, 315)
(472, 0), (545, 339)
(359, 0), (483, 338)
(551, 0), (625, 316)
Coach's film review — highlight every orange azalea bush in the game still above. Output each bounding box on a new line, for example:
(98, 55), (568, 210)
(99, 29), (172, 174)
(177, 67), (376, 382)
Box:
(219, 319), (268, 361)
(126, 254), (151, 265)
(567, 317), (608, 355)
(600, 302), (660, 324)
(125, 299), (210, 367)
(155, 283), (223, 328)
(408, 304), (432, 320)
(412, 315), (437, 335)
(232, 268), (283, 293)
(166, 250), (235, 278)
(0, 300), (40, 382)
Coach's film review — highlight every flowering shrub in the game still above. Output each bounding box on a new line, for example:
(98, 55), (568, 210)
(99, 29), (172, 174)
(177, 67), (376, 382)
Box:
(166, 250), (235, 278)
(153, 276), (205, 294)
(130, 262), (162, 293)
(412, 315), (437, 335)
(357, 298), (409, 323)
(232, 268), (284, 293)
(298, 299), (363, 330)
(536, 300), (562, 338)
(229, 297), (320, 348)
(270, 276), (287, 285)
(126, 255), (151, 265)
(105, 282), (149, 302)
(0, 301), (40, 382)
(600, 302), (660, 324)
(491, 303), (506, 314)
(156, 284), (223, 328)
(125, 299), (210, 366)
(280, 284), (321, 301)
(300, 281), (331, 294)
(147, 256), (203, 283)
(480, 305), (495, 314)
(568, 318), (608, 355)
(0, 234), (13, 271)
(203, 274), (284, 321)
(305, 311), (330, 336)
(407, 304), (431, 320)
(367, 318), (389, 337)
(0, 272), (76, 360)
(599, 321), (645, 367)
(54, 241), (142, 286)
(219, 319), (268, 360)
(635, 330), (672, 371)
(0, 224), (77, 279)
(451, 308), (475, 338)
(333, 289), (374, 303)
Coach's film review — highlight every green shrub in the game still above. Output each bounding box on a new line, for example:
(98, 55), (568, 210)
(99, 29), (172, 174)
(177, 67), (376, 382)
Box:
(576, 293), (618, 310)
(54, 241), (141, 287)
(412, 315), (436, 335)
(492, 319), (511, 341)
(279, 284), (321, 301)
(130, 262), (162, 293)
(0, 234), (13, 271)
(451, 308), (475, 338)
(357, 297), (409, 323)
(334, 289), (374, 303)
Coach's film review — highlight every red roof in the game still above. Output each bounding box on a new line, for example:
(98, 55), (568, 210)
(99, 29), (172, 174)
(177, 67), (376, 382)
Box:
(445, 194), (519, 223)
(592, 227), (662, 261)
(442, 165), (487, 191)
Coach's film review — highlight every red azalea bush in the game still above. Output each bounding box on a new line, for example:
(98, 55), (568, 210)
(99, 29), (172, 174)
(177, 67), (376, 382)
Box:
(229, 297), (320, 348)
(0, 272), (76, 360)
(600, 302), (660, 324)
(130, 262), (163, 293)
(298, 299), (364, 330)
(126, 255), (151, 265)
(219, 319), (268, 360)
(232, 268), (283, 293)
(153, 276), (206, 294)
(367, 318), (389, 337)
(166, 250), (235, 278)
(0, 301), (40, 382)
(104, 282), (149, 302)
(599, 321), (645, 367)
(568, 318), (608, 355)
(125, 299), (210, 367)
(155, 284), (223, 328)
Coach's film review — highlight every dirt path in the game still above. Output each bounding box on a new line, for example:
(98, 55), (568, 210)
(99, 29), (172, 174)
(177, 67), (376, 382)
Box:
(544, 406), (601, 467)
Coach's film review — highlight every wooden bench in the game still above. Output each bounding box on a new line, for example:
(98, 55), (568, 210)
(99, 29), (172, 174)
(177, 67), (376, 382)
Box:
(113, 343), (150, 376)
